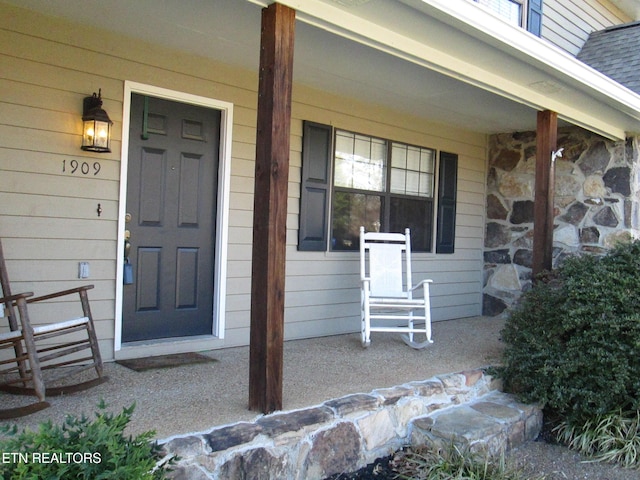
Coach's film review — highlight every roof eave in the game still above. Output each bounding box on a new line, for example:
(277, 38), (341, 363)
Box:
(419, 0), (640, 138)
(258, 0), (640, 140)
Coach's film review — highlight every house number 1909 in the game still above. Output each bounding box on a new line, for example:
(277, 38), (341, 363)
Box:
(62, 160), (101, 176)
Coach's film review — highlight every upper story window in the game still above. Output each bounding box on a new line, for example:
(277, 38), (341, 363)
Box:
(476, 0), (523, 27)
(472, 0), (542, 36)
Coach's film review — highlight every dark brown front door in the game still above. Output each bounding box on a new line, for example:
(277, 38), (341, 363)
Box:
(123, 93), (220, 342)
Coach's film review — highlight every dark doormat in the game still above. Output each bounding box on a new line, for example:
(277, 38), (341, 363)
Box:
(116, 352), (217, 372)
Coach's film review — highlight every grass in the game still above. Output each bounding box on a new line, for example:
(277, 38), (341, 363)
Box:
(392, 445), (543, 480)
(554, 410), (640, 469)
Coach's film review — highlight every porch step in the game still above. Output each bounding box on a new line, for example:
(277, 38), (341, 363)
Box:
(411, 390), (543, 456)
(162, 371), (542, 479)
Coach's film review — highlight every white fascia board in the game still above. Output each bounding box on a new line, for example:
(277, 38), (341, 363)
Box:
(249, 0), (640, 139)
(420, 1), (640, 124)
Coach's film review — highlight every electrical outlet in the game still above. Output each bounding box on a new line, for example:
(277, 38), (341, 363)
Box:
(79, 262), (90, 279)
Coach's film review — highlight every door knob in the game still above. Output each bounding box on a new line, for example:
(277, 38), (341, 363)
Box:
(124, 231), (131, 259)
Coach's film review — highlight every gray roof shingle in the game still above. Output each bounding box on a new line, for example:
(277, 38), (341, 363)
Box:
(577, 21), (640, 95)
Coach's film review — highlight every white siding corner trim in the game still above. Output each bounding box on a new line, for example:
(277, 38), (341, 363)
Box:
(114, 81), (233, 353)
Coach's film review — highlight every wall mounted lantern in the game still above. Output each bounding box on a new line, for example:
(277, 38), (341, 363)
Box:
(81, 89), (112, 153)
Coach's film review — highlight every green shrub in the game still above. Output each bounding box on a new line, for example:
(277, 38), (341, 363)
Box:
(498, 240), (640, 425)
(0, 401), (171, 480)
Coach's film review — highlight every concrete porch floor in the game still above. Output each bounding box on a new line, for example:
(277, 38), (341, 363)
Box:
(0, 316), (505, 442)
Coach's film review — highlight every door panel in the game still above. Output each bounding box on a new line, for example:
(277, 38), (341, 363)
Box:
(123, 94), (221, 342)
(136, 247), (161, 311)
(176, 248), (198, 309)
(139, 148), (166, 225)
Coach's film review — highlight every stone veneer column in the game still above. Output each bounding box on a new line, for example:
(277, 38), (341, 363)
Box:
(483, 128), (640, 316)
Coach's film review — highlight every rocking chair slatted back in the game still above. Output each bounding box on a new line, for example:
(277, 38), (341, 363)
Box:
(0, 240), (19, 331)
(365, 237), (410, 298)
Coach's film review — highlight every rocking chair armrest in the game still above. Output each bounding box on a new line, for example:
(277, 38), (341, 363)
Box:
(409, 279), (433, 291)
(0, 292), (34, 304)
(27, 285), (94, 303)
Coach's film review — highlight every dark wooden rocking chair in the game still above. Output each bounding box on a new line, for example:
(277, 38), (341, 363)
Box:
(0, 239), (107, 418)
(0, 291), (49, 419)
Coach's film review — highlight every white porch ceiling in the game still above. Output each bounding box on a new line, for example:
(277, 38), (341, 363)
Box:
(9, 0), (640, 138)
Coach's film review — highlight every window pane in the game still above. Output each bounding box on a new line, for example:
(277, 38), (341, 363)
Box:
(335, 132), (354, 188)
(334, 131), (386, 192)
(407, 146), (421, 171)
(332, 191), (382, 250)
(390, 168), (405, 194)
(406, 171), (420, 196)
(421, 150), (435, 174)
(391, 144), (407, 169)
(354, 136), (370, 160)
(419, 173), (433, 197)
(476, 0), (521, 25)
(389, 197), (433, 252)
(353, 158), (385, 191)
(335, 131), (353, 156)
(334, 157), (352, 188)
(390, 142), (435, 198)
(370, 137), (387, 163)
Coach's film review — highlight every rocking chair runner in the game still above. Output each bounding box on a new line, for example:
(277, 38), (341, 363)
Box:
(359, 226), (433, 349)
(0, 239), (107, 418)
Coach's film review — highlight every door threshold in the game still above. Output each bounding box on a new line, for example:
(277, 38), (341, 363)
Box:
(115, 335), (225, 360)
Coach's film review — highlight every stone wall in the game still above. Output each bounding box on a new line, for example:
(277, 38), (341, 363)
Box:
(159, 370), (540, 480)
(483, 128), (640, 316)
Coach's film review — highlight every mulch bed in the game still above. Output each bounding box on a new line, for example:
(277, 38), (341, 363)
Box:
(324, 453), (397, 480)
(322, 416), (561, 480)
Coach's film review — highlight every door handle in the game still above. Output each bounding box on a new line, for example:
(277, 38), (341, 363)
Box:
(123, 229), (133, 285)
(124, 230), (131, 259)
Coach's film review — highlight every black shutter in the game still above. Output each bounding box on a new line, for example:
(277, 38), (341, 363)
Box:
(298, 121), (332, 251)
(435, 151), (458, 254)
(527, 0), (543, 37)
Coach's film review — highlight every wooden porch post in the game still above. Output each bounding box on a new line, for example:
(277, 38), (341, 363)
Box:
(249, 3), (295, 413)
(532, 110), (558, 279)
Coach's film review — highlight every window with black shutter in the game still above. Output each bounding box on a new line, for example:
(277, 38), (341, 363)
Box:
(299, 121), (332, 251)
(298, 122), (458, 254)
(436, 152), (458, 254)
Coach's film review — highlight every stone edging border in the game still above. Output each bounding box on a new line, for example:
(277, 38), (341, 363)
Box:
(160, 369), (539, 479)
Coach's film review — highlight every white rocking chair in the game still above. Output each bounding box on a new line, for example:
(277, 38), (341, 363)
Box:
(359, 226), (433, 349)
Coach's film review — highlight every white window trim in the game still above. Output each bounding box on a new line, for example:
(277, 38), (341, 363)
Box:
(114, 81), (233, 355)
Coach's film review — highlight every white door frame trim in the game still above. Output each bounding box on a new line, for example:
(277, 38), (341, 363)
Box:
(114, 81), (233, 354)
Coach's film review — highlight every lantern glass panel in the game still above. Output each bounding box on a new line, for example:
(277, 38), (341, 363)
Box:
(82, 119), (111, 151)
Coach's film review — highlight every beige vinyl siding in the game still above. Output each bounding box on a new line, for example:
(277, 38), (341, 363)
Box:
(283, 91), (487, 340)
(0, 2), (261, 357)
(0, 2), (487, 358)
(542, 0), (631, 55)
